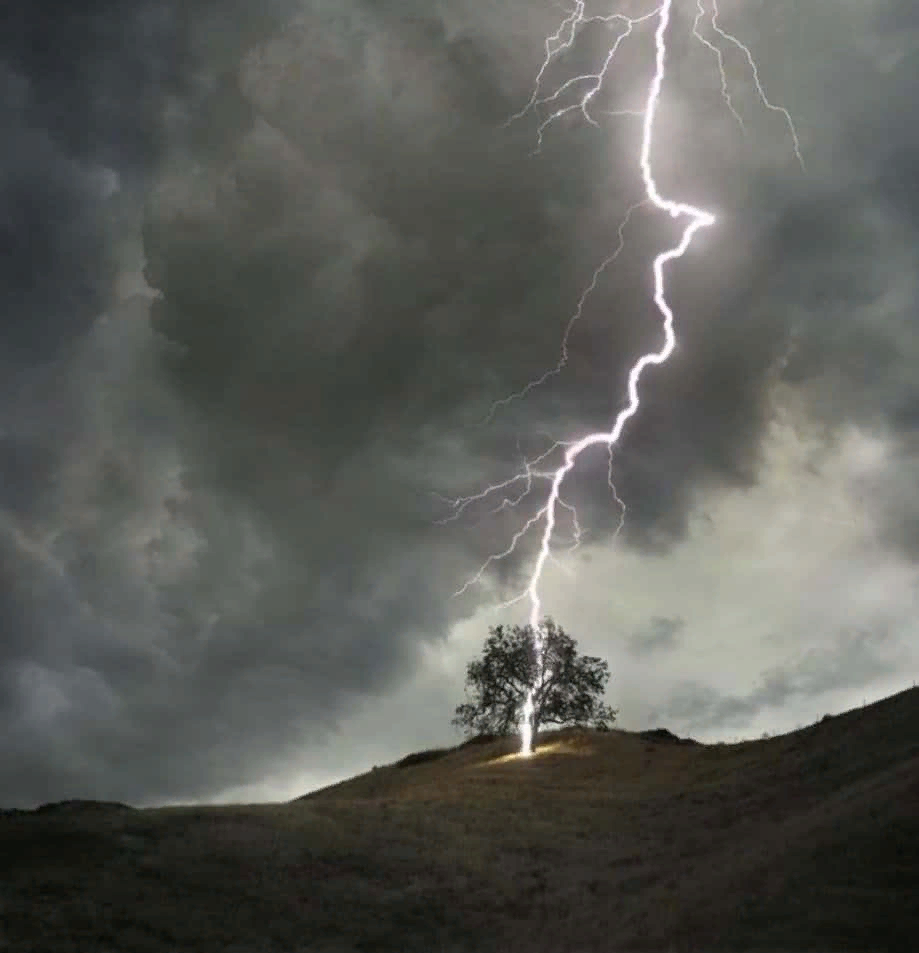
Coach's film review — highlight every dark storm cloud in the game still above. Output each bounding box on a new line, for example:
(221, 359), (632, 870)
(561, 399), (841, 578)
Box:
(0, 0), (303, 365)
(1, 1), (169, 377)
(3, 0), (919, 806)
(0, 0), (332, 806)
(650, 626), (900, 734)
(0, 81), (114, 375)
(627, 617), (684, 657)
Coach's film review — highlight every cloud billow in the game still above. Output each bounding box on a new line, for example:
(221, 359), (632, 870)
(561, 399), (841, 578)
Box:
(2, 0), (918, 806)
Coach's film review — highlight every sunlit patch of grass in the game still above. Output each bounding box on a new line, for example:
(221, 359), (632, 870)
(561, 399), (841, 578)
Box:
(481, 737), (594, 767)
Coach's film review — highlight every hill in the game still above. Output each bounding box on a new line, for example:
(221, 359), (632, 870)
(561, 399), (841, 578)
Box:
(1, 687), (917, 952)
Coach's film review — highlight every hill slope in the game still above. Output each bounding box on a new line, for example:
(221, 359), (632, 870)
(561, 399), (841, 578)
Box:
(2, 687), (918, 952)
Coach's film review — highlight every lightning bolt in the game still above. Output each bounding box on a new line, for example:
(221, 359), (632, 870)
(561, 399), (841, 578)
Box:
(445, 0), (803, 756)
(694, 0), (805, 170)
(483, 198), (649, 425)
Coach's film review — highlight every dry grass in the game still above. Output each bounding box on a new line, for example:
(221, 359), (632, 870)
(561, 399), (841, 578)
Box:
(2, 689), (918, 952)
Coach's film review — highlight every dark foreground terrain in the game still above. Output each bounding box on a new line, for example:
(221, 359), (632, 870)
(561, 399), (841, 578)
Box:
(2, 688), (918, 953)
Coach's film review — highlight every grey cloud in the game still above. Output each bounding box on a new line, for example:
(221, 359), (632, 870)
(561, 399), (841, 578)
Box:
(627, 617), (684, 657)
(0, 0), (298, 371)
(1, 287), (470, 804)
(651, 627), (899, 734)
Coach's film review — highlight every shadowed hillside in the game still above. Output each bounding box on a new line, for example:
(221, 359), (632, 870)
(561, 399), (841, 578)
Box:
(2, 687), (918, 952)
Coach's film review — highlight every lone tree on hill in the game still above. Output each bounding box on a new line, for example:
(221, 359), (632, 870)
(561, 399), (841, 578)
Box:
(452, 617), (616, 747)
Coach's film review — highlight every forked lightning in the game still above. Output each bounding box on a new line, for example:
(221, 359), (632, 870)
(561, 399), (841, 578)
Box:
(443, 0), (803, 755)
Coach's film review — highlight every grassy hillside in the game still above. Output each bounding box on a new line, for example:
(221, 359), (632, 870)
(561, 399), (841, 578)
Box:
(2, 687), (918, 952)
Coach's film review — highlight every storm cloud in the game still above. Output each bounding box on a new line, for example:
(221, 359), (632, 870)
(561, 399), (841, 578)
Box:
(628, 617), (684, 657)
(648, 625), (903, 734)
(2, 0), (919, 807)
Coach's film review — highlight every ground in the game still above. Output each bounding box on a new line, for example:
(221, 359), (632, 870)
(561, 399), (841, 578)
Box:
(1, 687), (917, 952)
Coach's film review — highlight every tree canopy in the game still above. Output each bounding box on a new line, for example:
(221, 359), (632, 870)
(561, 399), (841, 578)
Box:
(452, 617), (616, 745)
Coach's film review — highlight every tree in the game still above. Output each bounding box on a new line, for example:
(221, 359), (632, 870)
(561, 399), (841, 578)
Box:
(452, 617), (616, 746)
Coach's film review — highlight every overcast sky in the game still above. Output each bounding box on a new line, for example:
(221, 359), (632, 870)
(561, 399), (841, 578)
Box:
(2, 0), (918, 809)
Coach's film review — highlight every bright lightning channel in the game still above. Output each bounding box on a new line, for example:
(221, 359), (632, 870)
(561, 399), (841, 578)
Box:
(445, 0), (803, 757)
